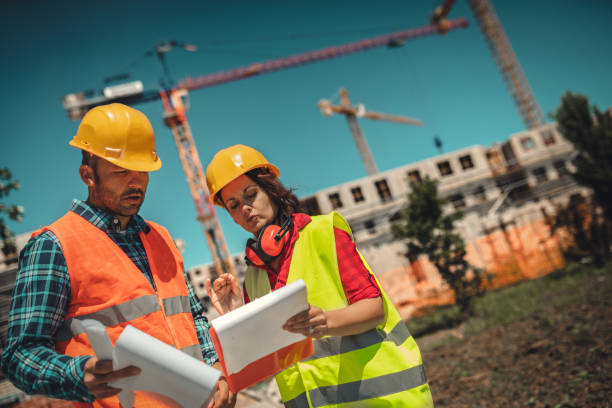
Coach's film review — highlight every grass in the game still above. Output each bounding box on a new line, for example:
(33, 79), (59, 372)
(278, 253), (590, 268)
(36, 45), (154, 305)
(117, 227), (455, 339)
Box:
(406, 259), (611, 342)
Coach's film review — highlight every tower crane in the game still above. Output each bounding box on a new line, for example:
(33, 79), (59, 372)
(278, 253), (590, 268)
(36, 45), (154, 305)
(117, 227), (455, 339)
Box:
(432, 0), (545, 130)
(430, 0), (457, 35)
(318, 88), (424, 176)
(467, 0), (545, 129)
(61, 18), (469, 279)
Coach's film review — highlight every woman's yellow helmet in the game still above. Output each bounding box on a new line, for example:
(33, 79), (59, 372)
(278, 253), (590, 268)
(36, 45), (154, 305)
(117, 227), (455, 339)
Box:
(206, 144), (279, 206)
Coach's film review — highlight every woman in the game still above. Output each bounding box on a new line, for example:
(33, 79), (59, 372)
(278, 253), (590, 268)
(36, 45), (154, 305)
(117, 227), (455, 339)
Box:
(205, 144), (433, 407)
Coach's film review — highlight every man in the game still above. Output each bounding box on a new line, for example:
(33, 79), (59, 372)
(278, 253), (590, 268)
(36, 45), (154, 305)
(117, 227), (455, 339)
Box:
(1, 103), (234, 408)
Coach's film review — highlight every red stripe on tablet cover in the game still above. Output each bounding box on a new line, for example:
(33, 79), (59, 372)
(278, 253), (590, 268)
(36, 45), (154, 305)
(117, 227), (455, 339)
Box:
(209, 326), (313, 393)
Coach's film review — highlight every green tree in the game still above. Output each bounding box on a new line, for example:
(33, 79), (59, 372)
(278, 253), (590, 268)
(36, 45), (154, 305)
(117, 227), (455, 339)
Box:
(392, 177), (484, 315)
(552, 91), (612, 263)
(1, 167), (24, 264)
(552, 91), (612, 219)
(547, 194), (592, 261)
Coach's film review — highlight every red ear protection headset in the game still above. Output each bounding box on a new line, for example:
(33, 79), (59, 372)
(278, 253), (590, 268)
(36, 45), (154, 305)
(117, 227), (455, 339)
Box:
(245, 214), (293, 266)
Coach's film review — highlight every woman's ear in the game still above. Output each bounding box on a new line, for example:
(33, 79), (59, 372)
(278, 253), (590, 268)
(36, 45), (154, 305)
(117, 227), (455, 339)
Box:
(79, 165), (95, 187)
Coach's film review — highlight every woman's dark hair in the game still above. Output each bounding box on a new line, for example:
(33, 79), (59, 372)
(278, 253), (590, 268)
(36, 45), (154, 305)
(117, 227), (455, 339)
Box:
(246, 167), (302, 216)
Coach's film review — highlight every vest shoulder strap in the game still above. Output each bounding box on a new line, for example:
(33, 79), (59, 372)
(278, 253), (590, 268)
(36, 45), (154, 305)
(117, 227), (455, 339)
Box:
(244, 265), (272, 301)
(30, 211), (76, 239)
(288, 212), (348, 310)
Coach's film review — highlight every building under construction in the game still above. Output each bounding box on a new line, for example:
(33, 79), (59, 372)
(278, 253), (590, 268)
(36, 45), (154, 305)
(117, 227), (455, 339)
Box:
(186, 118), (591, 320)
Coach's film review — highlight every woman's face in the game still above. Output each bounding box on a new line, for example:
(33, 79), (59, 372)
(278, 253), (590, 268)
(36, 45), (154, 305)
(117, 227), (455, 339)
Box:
(220, 174), (278, 235)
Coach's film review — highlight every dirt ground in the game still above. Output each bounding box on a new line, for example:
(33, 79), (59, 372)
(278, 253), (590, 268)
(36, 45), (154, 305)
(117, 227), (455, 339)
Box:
(419, 270), (612, 408)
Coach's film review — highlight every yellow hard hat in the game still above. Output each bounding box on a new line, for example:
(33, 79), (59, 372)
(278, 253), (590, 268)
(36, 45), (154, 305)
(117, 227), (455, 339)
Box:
(69, 103), (162, 172)
(206, 144), (279, 206)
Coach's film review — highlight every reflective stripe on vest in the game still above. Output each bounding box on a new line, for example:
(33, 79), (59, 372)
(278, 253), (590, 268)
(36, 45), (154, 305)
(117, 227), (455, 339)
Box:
(245, 212), (433, 407)
(285, 365), (428, 408)
(37, 212), (203, 408)
(55, 294), (192, 343)
(304, 319), (411, 361)
(163, 295), (192, 316)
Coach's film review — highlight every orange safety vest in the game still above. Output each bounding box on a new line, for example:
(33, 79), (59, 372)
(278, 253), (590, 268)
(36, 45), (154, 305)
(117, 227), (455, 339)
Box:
(33, 211), (202, 407)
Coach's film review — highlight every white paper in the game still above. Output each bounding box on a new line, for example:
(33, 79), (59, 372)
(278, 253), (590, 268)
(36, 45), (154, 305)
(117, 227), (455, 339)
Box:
(82, 320), (220, 408)
(81, 319), (114, 360)
(211, 279), (309, 374)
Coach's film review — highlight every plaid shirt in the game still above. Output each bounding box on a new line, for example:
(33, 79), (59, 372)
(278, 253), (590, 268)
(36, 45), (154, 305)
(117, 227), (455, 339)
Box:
(1, 199), (218, 402)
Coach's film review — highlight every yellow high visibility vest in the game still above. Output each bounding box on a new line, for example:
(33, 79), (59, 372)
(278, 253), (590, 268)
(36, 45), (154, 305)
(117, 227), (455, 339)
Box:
(245, 212), (434, 407)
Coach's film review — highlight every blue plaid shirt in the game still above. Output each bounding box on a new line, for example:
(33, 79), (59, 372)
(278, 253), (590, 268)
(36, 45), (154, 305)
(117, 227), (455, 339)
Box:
(1, 199), (218, 402)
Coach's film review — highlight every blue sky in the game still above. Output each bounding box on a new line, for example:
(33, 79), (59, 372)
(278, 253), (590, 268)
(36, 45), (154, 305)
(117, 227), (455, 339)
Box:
(2, 0), (611, 269)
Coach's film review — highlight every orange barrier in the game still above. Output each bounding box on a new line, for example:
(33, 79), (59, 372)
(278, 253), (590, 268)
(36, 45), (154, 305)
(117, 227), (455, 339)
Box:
(379, 218), (568, 318)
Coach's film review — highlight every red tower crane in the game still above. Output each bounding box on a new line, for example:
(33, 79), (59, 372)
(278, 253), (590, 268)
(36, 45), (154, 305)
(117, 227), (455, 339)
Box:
(61, 19), (469, 279)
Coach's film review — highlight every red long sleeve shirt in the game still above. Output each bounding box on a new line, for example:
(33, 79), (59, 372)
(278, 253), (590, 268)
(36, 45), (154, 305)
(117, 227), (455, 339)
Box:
(243, 213), (381, 304)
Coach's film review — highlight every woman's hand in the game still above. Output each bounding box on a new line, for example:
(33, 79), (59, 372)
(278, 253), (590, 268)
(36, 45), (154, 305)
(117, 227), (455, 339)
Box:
(283, 297), (385, 338)
(282, 305), (328, 339)
(205, 273), (243, 315)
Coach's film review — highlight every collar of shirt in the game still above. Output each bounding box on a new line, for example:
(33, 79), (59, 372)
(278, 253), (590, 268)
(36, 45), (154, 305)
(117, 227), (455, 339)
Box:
(69, 198), (150, 234)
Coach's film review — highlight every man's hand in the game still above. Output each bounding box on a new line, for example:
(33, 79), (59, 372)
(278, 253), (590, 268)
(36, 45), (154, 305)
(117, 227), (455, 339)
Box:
(83, 356), (141, 400)
(206, 362), (236, 408)
(205, 273), (243, 315)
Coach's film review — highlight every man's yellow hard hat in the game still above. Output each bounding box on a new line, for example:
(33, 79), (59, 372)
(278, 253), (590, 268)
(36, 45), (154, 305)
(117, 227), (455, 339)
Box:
(206, 144), (279, 206)
(69, 103), (162, 172)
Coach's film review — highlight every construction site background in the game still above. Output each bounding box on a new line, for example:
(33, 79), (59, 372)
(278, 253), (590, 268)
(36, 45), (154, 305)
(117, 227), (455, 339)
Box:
(2, 111), (609, 406)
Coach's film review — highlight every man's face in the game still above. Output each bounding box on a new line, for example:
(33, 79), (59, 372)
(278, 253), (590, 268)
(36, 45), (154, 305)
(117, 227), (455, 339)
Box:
(82, 157), (149, 218)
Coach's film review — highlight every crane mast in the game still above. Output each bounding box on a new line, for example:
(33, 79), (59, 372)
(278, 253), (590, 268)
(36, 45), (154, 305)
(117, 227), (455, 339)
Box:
(466, 0), (545, 129)
(160, 89), (236, 277)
